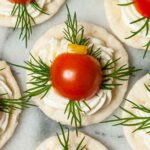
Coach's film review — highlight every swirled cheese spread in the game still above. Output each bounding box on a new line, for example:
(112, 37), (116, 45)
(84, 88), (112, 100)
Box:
(34, 36), (115, 115)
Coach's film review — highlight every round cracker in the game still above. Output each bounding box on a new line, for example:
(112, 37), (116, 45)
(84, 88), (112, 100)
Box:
(35, 131), (108, 150)
(0, 61), (21, 149)
(105, 0), (150, 50)
(123, 74), (150, 150)
(29, 22), (129, 126)
(0, 0), (65, 27)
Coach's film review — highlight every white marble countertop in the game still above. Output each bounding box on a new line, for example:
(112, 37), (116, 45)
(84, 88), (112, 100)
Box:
(0, 0), (150, 150)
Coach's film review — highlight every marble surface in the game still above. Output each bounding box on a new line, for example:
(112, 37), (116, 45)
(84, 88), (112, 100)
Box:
(0, 0), (150, 150)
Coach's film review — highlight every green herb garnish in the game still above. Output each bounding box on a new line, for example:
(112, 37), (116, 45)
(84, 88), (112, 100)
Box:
(101, 57), (141, 90)
(64, 5), (89, 46)
(118, 1), (150, 58)
(0, 93), (34, 113)
(9, 54), (52, 101)
(88, 45), (102, 61)
(145, 76), (150, 92)
(118, 1), (134, 6)
(11, 1), (48, 47)
(65, 100), (91, 135)
(57, 123), (86, 150)
(102, 99), (150, 133)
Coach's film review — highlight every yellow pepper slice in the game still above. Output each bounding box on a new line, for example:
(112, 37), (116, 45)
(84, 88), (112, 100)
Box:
(67, 44), (87, 54)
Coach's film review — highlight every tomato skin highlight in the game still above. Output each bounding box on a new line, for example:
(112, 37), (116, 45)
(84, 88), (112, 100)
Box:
(51, 53), (103, 101)
(134, 0), (150, 18)
(9, 0), (33, 4)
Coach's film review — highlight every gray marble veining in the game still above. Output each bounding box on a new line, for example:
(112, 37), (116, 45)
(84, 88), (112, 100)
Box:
(0, 0), (149, 150)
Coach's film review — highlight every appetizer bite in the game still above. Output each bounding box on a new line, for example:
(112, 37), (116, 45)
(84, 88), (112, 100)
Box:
(12, 6), (139, 132)
(0, 61), (31, 149)
(0, 0), (65, 46)
(105, 74), (150, 150)
(35, 123), (108, 150)
(105, 0), (150, 57)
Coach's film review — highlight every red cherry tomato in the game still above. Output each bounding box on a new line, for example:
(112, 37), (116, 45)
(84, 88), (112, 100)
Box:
(134, 0), (150, 18)
(51, 53), (103, 101)
(9, 0), (33, 4)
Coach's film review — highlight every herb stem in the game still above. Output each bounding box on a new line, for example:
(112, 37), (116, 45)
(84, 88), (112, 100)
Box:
(57, 123), (86, 150)
(102, 99), (150, 133)
(11, 1), (48, 47)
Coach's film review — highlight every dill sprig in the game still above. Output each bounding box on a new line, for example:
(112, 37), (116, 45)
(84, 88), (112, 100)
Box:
(11, 1), (47, 47)
(102, 99), (150, 133)
(104, 64), (140, 81)
(57, 123), (69, 150)
(64, 5), (89, 46)
(0, 93), (34, 113)
(57, 123), (86, 150)
(118, 1), (134, 6)
(101, 82), (122, 90)
(101, 58), (141, 90)
(126, 17), (149, 39)
(11, 4), (35, 47)
(64, 100), (91, 135)
(118, 1), (150, 58)
(126, 17), (150, 58)
(144, 40), (150, 58)
(145, 83), (150, 92)
(88, 45), (101, 61)
(76, 137), (86, 150)
(9, 54), (52, 101)
(31, 1), (48, 15)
